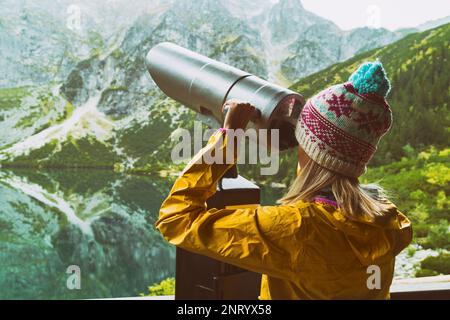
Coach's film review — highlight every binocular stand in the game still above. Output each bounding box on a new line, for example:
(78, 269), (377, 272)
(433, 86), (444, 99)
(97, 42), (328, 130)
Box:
(175, 165), (262, 300)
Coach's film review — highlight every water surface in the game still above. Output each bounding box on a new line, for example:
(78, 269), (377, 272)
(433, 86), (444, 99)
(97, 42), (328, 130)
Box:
(0, 169), (175, 299)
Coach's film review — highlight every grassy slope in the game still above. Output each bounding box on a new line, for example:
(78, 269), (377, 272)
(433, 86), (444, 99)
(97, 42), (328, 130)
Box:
(362, 148), (449, 249)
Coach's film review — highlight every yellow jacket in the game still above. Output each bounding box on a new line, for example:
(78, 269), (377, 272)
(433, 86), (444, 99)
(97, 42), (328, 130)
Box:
(156, 130), (412, 300)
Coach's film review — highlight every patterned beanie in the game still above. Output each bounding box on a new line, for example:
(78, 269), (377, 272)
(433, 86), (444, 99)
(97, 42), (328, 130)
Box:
(295, 61), (392, 177)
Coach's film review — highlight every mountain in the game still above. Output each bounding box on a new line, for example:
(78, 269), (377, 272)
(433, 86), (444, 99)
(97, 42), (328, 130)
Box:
(0, 0), (417, 171)
(222, 0), (274, 19)
(0, 85), (73, 149)
(0, 0), (172, 39)
(0, 0), (104, 88)
(251, 0), (405, 84)
(395, 15), (450, 37)
(0, 0), (175, 88)
(0, 0), (270, 170)
(417, 15), (450, 31)
(0, 0), (410, 88)
(2, 0), (446, 90)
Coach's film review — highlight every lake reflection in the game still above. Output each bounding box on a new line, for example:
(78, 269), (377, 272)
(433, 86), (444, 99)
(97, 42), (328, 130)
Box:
(0, 169), (176, 299)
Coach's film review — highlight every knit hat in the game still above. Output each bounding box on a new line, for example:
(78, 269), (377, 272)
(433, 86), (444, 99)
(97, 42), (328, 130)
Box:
(295, 61), (392, 177)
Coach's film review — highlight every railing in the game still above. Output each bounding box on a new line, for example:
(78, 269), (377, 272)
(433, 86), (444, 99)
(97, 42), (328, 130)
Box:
(390, 275), (450, 300)
(104, 275), (450, 300)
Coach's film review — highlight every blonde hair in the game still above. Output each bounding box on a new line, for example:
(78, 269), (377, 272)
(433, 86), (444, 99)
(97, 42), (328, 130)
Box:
(279, 159), (391, 220)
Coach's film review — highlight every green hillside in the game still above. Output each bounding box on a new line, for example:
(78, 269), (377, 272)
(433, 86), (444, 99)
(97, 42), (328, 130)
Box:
(290, 23), (450, 166)
(363, 147), (449, 246)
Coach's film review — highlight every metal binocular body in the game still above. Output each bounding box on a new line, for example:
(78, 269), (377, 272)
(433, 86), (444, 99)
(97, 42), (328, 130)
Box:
(146, 42), (305, 151)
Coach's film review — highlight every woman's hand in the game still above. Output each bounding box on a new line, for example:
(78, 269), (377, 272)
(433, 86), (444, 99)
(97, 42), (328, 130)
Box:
(222, 99), (260, 130)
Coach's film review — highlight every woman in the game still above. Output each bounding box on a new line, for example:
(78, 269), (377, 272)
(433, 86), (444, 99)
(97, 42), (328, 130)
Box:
(156, 61), (412, 299)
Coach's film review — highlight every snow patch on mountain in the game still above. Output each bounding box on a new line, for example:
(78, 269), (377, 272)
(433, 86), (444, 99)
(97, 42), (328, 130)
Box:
(0, 94), (114, 159)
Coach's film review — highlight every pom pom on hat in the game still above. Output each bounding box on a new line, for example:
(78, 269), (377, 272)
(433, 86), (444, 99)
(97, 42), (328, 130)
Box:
(348, 61), (391, 98)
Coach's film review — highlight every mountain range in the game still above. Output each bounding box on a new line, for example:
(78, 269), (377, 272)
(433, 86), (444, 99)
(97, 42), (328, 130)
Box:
(1, 0), (418, 89)
(0, 0), (448, 176)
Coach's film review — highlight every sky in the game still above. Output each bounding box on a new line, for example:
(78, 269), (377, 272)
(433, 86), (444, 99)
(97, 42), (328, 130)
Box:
(299, 0), (450, 30)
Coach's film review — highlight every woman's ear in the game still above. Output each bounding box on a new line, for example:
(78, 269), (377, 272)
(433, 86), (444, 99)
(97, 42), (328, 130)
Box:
(297, 146), (309, 168)
(297, 146), (304, 176)
(297, 162), (301, 176)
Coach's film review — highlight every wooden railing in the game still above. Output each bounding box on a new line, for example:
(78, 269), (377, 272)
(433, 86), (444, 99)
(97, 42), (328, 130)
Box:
(105, 275), (450, 300)
(390, 275), (450, 300)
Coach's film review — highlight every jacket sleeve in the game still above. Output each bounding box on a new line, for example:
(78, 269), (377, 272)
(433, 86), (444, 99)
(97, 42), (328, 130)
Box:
(155, 130), (308, 281)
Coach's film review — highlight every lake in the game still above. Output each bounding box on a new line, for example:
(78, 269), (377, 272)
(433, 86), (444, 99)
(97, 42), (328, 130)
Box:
(0, 168), (284, 299)
(1, 168), (422, 299)
(0, 169), (177, 299)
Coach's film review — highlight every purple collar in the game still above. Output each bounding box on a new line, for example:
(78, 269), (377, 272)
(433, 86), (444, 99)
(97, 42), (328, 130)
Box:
(313, 196), (338, 208)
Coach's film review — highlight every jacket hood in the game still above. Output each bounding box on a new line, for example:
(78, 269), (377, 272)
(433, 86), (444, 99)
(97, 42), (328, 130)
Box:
(316, 201), (412, 266)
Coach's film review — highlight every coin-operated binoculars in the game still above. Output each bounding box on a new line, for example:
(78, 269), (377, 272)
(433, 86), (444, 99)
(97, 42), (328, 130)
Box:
(146, 42), (304, 150)
(146, 43), (305, 299)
